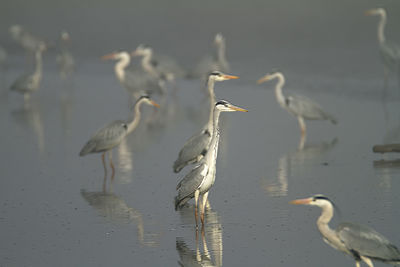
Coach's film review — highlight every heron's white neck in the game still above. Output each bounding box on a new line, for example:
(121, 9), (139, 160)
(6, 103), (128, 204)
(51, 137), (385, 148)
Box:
(206, 78), (217, 131)
(126, 99), (146, 133)
(315, 202), (342, 249)
(141, 51), (158, 78)
(273, 73), (286, 107)
(206, 108), (221, 162)
(377, 12), (387, 44)
(33, 49), (43, 84)
(115, 54), (130, 82)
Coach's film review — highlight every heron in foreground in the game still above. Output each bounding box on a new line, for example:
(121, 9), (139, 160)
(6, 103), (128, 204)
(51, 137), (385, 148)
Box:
(79, 95), (159, 177)
(189, 33), (230, 79)
(365, 8), (400, 80)
(290, 195), (400, 267)
(102, 51), (164, 98)
(10, 42), (46, 101)
(257, 71), (337, 137)
(175, 100), (247, 226)
(173, 71), (239, 173)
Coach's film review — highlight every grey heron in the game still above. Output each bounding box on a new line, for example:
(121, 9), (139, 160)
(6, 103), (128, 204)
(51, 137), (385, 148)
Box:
(173, 71), (239, 173)
(102, 51), (165, 98)
(10, 42), (46, 101)
(9, 25), (45, 56)
(290, 195), (400, 267)
(365, 8), (400, 80)
(131, 44), (185, 83)
(79, 95), (159, 178)
(189, 33), (230, 79)
(175, 100), (247, 226)
(257, 71), (337, 137)
(56, 31), (75, 79)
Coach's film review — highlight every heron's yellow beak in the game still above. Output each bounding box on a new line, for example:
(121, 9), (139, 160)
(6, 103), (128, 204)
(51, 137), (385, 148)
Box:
(101, 53), (116, 60)
(257, 74), (272, 84)
(151, 100), (160, 108)
(130, 50), (138, 56)
(230, 105), (248, 112)
(223, 75), (239, 80)
(289, 198), (312, 205)
(364, 9), (376, 16)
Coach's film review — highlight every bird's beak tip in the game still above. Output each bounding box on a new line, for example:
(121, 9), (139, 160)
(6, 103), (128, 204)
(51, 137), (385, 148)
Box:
(151, 101), (160, 108)
(289, 198), (311, 205)
(224, 75), (239, 80)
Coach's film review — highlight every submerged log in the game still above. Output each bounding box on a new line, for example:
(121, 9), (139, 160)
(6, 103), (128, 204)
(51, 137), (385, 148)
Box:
(373, 144), (400, 153)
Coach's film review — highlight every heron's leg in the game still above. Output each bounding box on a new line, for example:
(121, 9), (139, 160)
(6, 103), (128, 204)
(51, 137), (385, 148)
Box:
(194, 190), (200, 228)
(200, 191), (209, 225)
(109, 151), (115, 180)
(355, 261), (360, 267)
(360, 256), (374, 267)
(298, 133), (306, 150)
(297, 116), (306, 137)
(101, 152), (108, 177)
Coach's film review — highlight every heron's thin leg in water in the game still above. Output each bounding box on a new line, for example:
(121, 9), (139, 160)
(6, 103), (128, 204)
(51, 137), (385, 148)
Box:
(201, 191), (209, 225)
(101, 152), (107, 177)
(298, 116), (306, 137)
(194, 190), (200, 228)
(361, 256), (374, 267)
(109, 152), (115, 180)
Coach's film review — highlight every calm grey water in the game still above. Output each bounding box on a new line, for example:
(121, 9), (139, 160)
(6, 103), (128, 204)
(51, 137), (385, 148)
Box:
(1, 0), (400, 266)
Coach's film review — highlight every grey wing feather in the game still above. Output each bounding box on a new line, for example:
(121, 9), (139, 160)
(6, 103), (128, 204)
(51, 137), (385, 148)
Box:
(380, 41), (400, 71)
(173, 129), (211, 173)
(79, 120), (128, 156)
(175, 163), (208, 209)
(288, 94), (337, 124)
(337, 222), (400, 261)
(10, 74), (35, 93)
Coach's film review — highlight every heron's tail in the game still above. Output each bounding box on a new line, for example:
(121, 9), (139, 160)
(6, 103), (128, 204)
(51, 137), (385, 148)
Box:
(173, 160), (184, 173)
(79, 141), (95, 156)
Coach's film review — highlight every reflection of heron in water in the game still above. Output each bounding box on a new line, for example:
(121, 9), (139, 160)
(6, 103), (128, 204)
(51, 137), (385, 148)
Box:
(79, 96), (159, 179)
(258, 71), (337, 138)
(81, 187), (159, 247)
(176, 205), (223, 267)
(11, 102), (45, 156)
(262, 138), (337, 197)
(365, 8), (400, 85)
(291, 195), (400, 267)
(0, 45), (7, 70)
(175, 101), (247, 227)
(189, 33), (230, 80)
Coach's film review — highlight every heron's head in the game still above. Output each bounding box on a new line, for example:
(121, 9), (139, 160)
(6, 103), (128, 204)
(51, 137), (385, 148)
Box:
(131, 44), (152, 57)
(137, 95), (160, 108)
(214, 33), (225, 45)
(215, 100), (248, 113)
(208, 71), (239, 82)
(290, 195), (335, 209)
(101, 51), (130, 61)
(9, 24), (23, 38)
(257, 71), (284, 84)
(365, 8), (386, 17)
(61, 31), (70, 41)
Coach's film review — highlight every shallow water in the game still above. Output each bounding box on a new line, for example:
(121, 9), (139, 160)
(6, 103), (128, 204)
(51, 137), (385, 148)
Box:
(1, 0), (400, 266)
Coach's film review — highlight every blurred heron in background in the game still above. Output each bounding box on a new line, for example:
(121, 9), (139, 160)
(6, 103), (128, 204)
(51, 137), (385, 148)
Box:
(258, 71), (337, 137)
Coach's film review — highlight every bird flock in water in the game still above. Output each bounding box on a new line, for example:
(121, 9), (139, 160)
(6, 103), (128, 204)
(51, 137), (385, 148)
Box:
(3, 7), (400, 267)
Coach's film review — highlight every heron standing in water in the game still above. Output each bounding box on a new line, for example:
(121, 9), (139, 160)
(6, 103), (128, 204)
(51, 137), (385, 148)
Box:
(290, 195), (400, 267)
(175, 100), (247, 227)
(173, 71), (239, 173)
(189, 33), (230, 79)
(257, 71), (337, 137)
(79, 95), (159, 178)
(56, 31), (75, 79)
(10, 42), (46, 101)
(365, 8), (400, 81)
